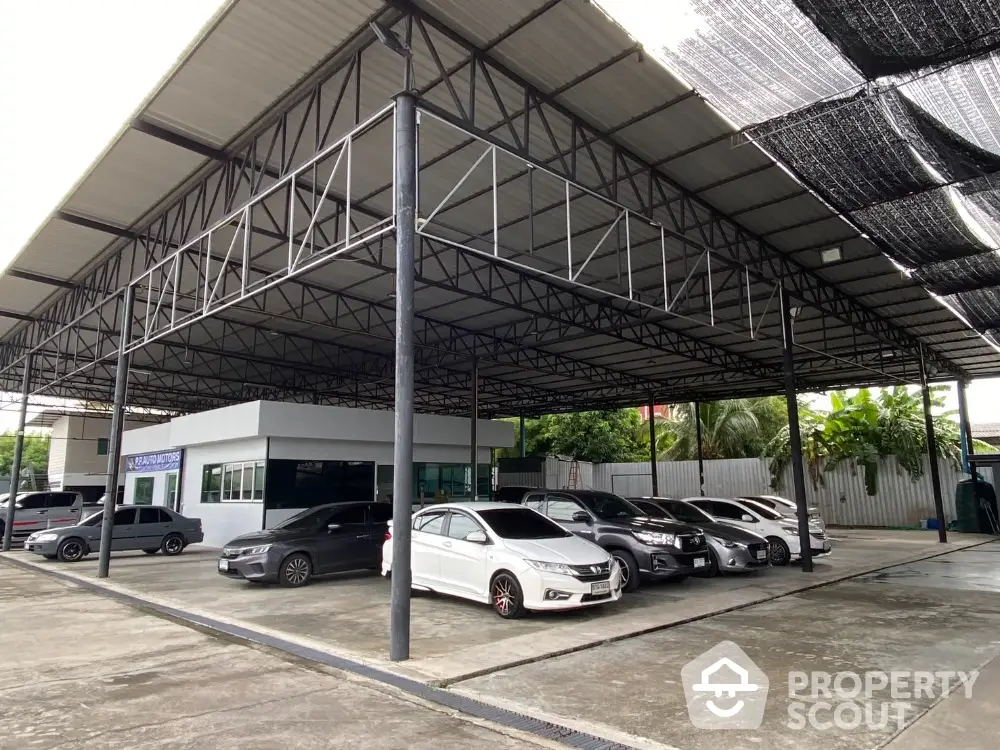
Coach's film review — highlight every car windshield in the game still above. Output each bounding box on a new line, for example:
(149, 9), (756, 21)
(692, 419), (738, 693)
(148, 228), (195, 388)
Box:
(81, 511), (104, 526)
(0, 493), (28, 506)
(739, 498), (784, 520)
(628, 500), (669, 518)
(477, 508), (572, 539)
(273, 507), (325, 531)
(663, 500), (715, 524)
(577, 492), (638, 520)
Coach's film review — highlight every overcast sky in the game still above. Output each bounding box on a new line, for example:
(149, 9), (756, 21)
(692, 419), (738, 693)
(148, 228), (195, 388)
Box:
(0, 0), (998, 432)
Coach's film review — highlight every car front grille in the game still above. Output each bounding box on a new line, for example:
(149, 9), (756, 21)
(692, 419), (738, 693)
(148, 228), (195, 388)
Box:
(678, 534), (707, 552)
(746, 542), (768, 557)
(569, 561), (611, 581)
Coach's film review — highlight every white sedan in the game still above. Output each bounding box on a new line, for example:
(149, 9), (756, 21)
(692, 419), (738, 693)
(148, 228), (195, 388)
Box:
(382, 502), (623, 618)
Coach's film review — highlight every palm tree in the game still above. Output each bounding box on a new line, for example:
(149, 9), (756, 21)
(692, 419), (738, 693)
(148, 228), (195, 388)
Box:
(662, 398), (786, 461)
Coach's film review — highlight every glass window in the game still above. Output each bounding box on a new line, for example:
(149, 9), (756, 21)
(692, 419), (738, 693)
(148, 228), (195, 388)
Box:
(133, 477), (154, 506)
(241, 465), (253, 500)
(202, 465), (222, 503)
(97, 438), (109, 456)
(47, 493), (77, 508)
(328, 505), (367, 526)
(113, 508), (137, 525)
(576, 492), (639, 520)
(663, 500), (714, 524)
(17, 494), (46, 510)
(253, 462), (265, 500)
(630, 499), (668, 518)
(229, 466), (242, 500)
(413, 510), (446, 534)
(165, 473), (178, 512)
(545, 498), (584, 522)
(138, 507), (163, 524)
(274, 507), (325, 531)
(447, 512), (482, 540)
(370, 504), (393, 523)
(523, 493), (545, 510)
(477, 508), (572, 539)
(264, 460), (374, 510)
(738, 499), (783, 520)
(709, 501), (746, 521)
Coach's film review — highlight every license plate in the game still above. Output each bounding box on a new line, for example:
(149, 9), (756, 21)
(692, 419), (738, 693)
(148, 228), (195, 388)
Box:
(693, 557), (706, 568)
(591, 581), (611, 595)
(756, 550), (768, 560)
(218, 559), (229, 572)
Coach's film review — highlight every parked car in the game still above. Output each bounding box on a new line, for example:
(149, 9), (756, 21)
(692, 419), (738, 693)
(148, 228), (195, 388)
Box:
(739, 494), (827, 532)
(628, 497), (770, 576)
(218, 501), (392, 587)
(382, 502), (622, 618)
(685, 497), (830, 566)
(520, 489), (709, 591)
(0, 491), (85, 540)
(492, 485), (534, 504)
(23, 505), (203, 562)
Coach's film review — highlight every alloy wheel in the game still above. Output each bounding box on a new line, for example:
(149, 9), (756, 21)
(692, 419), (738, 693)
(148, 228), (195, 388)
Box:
(62, 541), (83, 561)
(493, 577), (514, 616)
(613, 554), (630, 588)
(770, 541), (788, 565)
(285, 557), (310, 585)
(164, 537), (182, 554)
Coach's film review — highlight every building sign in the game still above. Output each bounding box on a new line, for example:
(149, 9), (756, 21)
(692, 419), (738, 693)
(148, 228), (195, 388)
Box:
(126, 450), (182, 473)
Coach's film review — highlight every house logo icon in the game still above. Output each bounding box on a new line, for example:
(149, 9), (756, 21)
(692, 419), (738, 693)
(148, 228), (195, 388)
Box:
(681, 641), (769, 729)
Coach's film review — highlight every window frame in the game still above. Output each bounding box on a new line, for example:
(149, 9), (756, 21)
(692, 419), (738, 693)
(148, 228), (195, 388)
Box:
(444, 510), (487, 541)
(96, 437), (109, 456)
(543, 493), (587, 523)
(201, 460), (266, 503)
(133, 476), (155, 506)
(412, 509), (447, 535)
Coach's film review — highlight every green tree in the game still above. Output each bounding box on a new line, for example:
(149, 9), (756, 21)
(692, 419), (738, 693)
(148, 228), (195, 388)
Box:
(0, 432), (50, 477)
(497, 409), (646, 463)
(767, 386), (982, 495)
(661, 397), (787, 460)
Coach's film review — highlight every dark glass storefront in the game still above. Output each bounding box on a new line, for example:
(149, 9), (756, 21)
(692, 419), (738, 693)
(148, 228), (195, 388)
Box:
(264, 460), (376, 510)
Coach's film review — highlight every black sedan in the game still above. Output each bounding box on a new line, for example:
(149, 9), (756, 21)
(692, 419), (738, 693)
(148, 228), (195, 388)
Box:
(218, 501), (392, 587)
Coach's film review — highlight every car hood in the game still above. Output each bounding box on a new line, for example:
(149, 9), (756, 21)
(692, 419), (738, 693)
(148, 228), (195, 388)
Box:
(27, 524), (90, 538)
(603, 516), (703, 535)
(223, 529), (303, 546)
(502, 535), (609, 564)
(695, 522), (767, 543)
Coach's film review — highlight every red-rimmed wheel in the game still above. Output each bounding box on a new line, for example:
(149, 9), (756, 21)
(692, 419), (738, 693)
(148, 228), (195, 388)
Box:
(490, 572), (526, 619)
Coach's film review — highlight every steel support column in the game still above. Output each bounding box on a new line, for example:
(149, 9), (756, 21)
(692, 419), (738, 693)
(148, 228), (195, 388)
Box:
(694, 401), (705, 496)
(648, 396), (658, 496)
(780, 287), (813, 572)
(958, 379), (975, 476)
(519, 413), (526, 457)
(98, 288), (134, 578)
(470, 358), (479, 500)
(920, 345), (947, 543)
(1, 354), (32, 552)
(390, 92), (417, 662)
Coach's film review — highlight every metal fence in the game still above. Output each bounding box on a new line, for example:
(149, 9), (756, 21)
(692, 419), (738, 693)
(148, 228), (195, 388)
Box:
(589, 458), (991, 528)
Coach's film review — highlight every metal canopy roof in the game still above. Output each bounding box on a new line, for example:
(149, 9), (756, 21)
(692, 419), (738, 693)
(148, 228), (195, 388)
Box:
(0, 0), (996, 418)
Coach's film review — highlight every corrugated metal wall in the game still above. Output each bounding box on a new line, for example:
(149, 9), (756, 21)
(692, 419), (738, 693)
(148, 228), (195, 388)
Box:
(590, 458), (992, 527)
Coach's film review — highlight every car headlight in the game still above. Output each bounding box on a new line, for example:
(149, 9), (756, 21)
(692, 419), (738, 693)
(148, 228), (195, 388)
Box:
(633, 530), (676, 546)
(525, 559), (575, 576)
(243, 545), (272, 555)
(720, 539), (738, 548)
(32, 532), (59, 542)
(780, 525), (799, 535)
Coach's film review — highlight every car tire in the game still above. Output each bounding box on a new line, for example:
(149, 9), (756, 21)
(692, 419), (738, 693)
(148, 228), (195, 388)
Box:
(279, 553), (312, 587)
(56, 538), (87, 563)
(142, 548), (159, 555)
(610, 549), (640, 592)
(490, 572), (526, 619)
(767, 536), (791, 566)
(160, 534), (185, 557)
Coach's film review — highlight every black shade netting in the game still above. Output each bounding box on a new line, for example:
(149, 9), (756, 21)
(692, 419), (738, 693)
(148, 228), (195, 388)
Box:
(635, 0), (863, 128)
(792, 0), (1000, 78)
(947, 288), (1000, 330)
(911, 252), (1000, 295)
(880, 89), (1000, 182)
(752, 91), (939, 212)
(851, 188), (990, 267)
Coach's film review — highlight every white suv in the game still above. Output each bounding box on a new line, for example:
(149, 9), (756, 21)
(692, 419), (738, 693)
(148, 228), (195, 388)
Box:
(685, 497), (830, 566)
(0, 491), (85, 541)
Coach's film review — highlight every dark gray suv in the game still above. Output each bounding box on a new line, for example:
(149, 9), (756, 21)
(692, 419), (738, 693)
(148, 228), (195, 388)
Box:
(521, 490), (709, 591)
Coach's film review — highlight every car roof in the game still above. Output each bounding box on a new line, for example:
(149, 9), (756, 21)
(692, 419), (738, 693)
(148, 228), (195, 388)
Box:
(418, 502), (524, 512)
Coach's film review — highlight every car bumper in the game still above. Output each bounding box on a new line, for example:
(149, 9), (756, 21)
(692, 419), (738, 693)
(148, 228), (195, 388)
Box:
(520, 565), (624, 610)
(23, 540), (60, 555)
(711, 540), (770, 572)
(637, 547), (710, 579)
(217, 553), (278, 582)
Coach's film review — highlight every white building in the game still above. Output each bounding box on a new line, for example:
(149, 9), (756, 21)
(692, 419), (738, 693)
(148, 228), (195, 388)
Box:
(121, 400), (514, 547)
(28, 409), (155, 502)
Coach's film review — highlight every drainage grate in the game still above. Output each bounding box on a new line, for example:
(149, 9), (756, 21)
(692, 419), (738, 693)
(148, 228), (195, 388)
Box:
(2, 557), (637, 750)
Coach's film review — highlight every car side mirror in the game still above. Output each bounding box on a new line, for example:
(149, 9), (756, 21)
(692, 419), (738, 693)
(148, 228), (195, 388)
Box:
(327, 523), (342, 532)
(13, 503), (22, 510)
(741, 514), (755, 523)
(571, 510), (592, 524)
(464, 530), (488, 544)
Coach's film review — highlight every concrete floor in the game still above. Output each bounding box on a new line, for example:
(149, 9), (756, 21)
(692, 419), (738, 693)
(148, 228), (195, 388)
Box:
(0, 565), (550, 750)
(455, 542), (1000, 750)
(2, 529), (991, 684)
